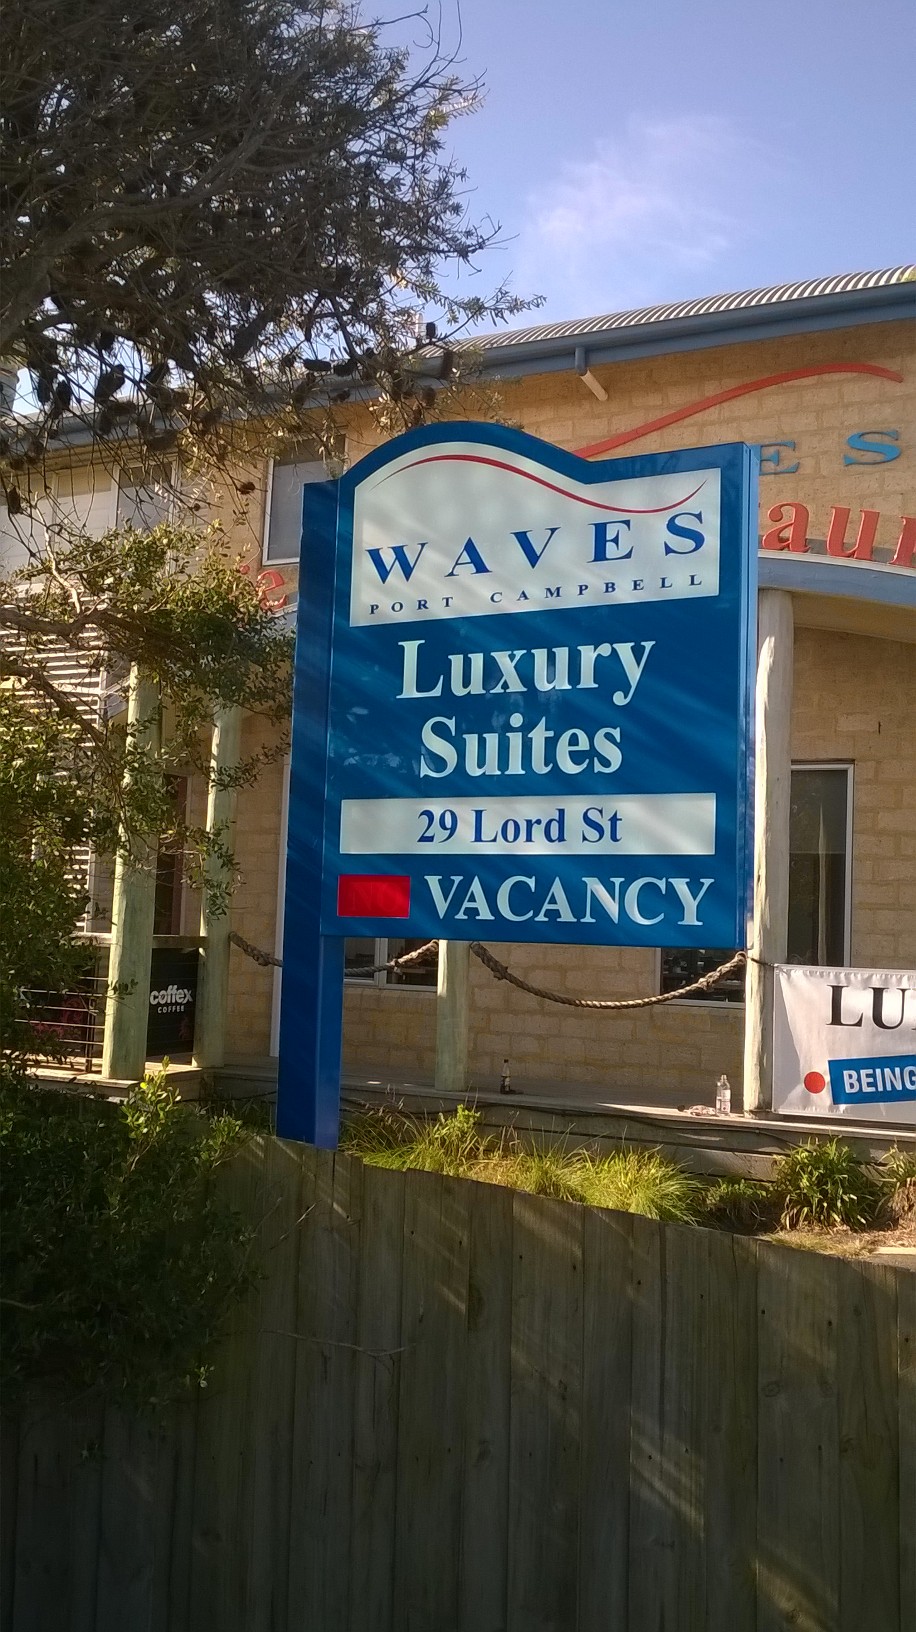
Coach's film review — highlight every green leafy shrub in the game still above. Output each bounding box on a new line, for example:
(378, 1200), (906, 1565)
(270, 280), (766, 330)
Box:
(0, 1068), (254, 1407)
(701, 1177), (777, 1232)
(576, 1149), (701, 1221)
(774, 1138), (882, 1230)
(879, 1146), (916, 1221)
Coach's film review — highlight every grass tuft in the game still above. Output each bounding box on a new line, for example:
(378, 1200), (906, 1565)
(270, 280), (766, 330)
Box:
(575, 1149), (701, 1221)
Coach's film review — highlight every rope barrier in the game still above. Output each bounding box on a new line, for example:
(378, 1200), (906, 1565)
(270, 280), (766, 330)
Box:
(228, 930), (749, 1008)
(468, 943), (747, 1008)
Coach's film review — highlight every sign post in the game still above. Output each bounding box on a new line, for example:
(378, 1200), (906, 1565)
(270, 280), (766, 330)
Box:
(278, 424), (757, 1145)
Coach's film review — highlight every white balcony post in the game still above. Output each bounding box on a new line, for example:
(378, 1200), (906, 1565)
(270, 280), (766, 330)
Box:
(193, 705), (242, 1071)
(743, 589), (794, 1113)
(102, 667), (160, 1082)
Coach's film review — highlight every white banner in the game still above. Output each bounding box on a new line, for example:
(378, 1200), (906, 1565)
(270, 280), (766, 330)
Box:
(773, 964), (916, 1123)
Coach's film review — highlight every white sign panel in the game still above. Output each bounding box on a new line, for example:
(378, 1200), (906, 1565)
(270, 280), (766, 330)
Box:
(350, 441), (721, 626)
(773, 964), (916, 1123)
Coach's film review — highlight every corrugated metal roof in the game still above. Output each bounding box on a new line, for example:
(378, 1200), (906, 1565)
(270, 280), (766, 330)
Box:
(467, 265), (916, 352)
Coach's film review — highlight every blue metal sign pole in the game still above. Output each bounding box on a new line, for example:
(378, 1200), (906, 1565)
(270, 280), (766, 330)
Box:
(277, 424), (757, 1146)
(276, 479), (344, 1145)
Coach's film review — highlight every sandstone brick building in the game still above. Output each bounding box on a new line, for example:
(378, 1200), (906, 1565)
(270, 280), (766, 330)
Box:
(5, 266), (913, 1112)
(223, 267), (915, 1111)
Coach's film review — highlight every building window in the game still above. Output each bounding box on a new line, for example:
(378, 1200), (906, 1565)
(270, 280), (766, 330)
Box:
(787, 763), (852, 965)
(659, 945), (746, 1004)
(116, 464), (174, 531)
(263, 455), (325, 564)
(659, 762), (853, 1000)
(344, 937), (438, 989)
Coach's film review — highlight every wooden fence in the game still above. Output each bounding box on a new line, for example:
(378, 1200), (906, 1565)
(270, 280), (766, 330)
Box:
(3, 1137), (914, 1632)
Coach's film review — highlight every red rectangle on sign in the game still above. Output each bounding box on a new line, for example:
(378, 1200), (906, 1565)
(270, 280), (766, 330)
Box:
(337, 875), (411, 918)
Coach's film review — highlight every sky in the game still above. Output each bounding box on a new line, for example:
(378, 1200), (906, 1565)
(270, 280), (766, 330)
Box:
(390, 0), (915, 328)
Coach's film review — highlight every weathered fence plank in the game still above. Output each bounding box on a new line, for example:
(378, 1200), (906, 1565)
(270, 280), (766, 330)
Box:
(757, 1242), (840, 1632)
(393, 1169), (471, 1632)
(508, 1193), (584, 1632)
(9, 1403), (74, 1632)
(348, 1164), (407, 1632)
(241, 1136), (307, 1632)
(287, 1150), (363, 1632)
(94, 1407), (167, 1632)
(627, 1216), (676, 1630)
(837, 1260), (900, 1632)
(1, 1414), (19, 1632)
(899, 1271), (916, 1632)
(184, 1138), (265, 1632)
(577, 1207), (632, 1632)
(458, 1177), (514, 1632)
(703, 1230), (758, 1632)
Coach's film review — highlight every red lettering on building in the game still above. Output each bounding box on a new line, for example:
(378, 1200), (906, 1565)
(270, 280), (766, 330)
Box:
(238, 560), (289, 610)
(825, 507), (880, 560)
(573, 363), (904, 460)
(891, 516), (916, 569)
(759, 503), (915, 569)
(761, 503), (810, 553)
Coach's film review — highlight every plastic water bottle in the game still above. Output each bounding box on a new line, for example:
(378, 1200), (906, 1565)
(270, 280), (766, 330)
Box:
(500, 1058), (512, 1096)
(716, 1074), (732, 1115)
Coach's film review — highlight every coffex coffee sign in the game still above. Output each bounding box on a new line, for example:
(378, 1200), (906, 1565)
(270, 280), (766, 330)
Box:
(278, 426), (757, 1142)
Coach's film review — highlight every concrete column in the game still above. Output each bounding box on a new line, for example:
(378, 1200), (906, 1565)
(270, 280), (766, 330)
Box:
(435, 940), (469, 1098)
(743, 589), (794, 1113)
(193, 705), (242, 1070)
(102, 667), (160, 1081)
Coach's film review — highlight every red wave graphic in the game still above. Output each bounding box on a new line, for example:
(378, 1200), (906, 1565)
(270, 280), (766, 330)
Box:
(376, 452), (705, 513)
(573, 362), (904, 459)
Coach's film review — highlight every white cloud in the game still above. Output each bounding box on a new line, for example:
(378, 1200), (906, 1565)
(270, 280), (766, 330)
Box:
(515, 115), (755, 319)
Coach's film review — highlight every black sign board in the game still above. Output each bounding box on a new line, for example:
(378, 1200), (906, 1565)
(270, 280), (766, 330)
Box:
(146, 947), (198, 1056)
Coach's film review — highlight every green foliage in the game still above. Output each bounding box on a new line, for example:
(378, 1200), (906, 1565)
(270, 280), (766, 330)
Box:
(774, 1138), (882, 1230)
(0, 519), (293, 1078)
(0, 1068), (254, 1407)
(575, 1149), (701, 1221)
(509, 1145), (586, 1202)
(0, 694), (96, 1076)
(878, 1145), (916, 1221)
(701, 1177), (776, 1233)
(343, 1106), (700, 1221)
(2, 0), (534, 484)
(342, 1102), (488, 1177)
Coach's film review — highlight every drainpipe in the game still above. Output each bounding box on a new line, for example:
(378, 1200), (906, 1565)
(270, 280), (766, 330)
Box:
(574, 346), (608, 402)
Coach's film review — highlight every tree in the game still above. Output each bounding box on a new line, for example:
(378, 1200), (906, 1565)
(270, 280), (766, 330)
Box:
(0, 0), (531, 1075)
(1, 0), (530, 501)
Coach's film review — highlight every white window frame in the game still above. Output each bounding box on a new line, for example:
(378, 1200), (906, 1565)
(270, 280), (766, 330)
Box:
(261, 454), (325, 567)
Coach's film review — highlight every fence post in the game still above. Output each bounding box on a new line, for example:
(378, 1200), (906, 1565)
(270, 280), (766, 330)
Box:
(743, 588), (794, 1113)
(193, 705), (242, 1070)
(435, 941), (469, 1097)
(102, 666), (160, 1082)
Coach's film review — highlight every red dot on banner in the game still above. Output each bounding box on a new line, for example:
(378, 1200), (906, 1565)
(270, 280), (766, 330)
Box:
(804, 1071), (827, 1094)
